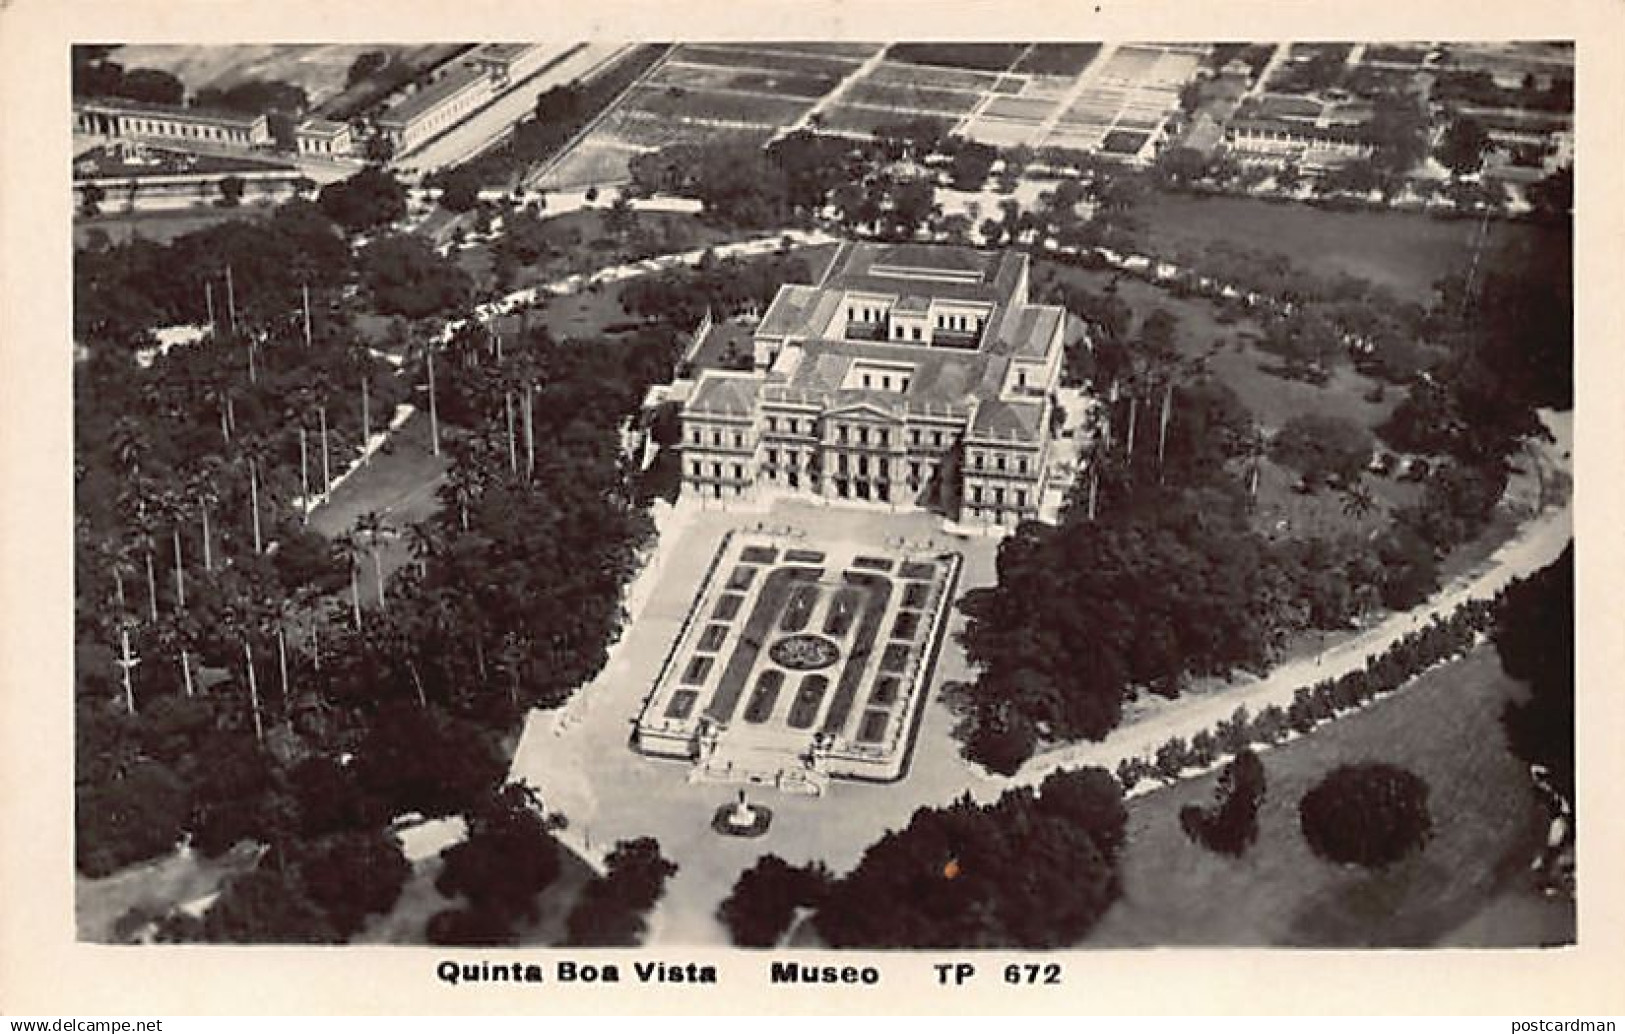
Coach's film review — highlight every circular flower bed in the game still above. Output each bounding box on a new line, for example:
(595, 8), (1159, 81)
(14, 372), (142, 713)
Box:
(770, 633), (841, 671)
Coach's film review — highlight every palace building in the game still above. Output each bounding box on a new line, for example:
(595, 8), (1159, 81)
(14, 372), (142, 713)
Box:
(676, 241), (1069, 530)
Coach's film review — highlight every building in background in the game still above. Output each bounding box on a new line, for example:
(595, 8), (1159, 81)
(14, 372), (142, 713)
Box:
(74, 99), (271, 149)
(374, 43), (559, 157)
(676, 242), (1068, 531)
(293, 117), (354, 158)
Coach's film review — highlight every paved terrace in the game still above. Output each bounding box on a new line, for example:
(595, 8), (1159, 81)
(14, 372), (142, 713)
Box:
(508, 498), (1003, 944)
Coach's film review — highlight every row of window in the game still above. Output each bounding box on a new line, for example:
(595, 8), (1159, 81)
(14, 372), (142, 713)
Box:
(692, 420), (972, 453)
(845, 305), (979, 335)
(970, 485), (1029, 509)
(689, 460), (748, 481)
(690, 427), (750, 450)
(970, 451), (1030, 475)
(122, 118), (251, 142)
(859, 371), (910, 392)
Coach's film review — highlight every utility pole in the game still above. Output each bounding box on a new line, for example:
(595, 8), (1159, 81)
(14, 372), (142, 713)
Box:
(301, 283), (313, 348)
(225, 264), (238, 335)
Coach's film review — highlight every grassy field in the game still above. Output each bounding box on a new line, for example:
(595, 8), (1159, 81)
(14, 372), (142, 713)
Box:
(1086, 646), (1571, 947)
(1037, 258), (1425, 540)
(457, 209), (740, 294)
(1035, 260), (1400, 432)
(1134, 191), (1567, 304)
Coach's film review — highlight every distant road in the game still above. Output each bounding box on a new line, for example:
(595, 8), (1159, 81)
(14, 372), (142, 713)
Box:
(390, 43), (632, 181)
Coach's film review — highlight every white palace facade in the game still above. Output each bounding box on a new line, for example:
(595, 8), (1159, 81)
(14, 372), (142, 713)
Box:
(676, 242), (1068, 530)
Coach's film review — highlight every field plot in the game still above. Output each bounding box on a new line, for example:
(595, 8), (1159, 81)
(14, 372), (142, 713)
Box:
(982, 95), (1061, 121)
(625, 85), (816, 126)
(541, 39), (1204, 189)
(1012, 42), (1103, 76)
(886, 43), (1032, 72)
(819, 105), (958, 139)
(866, 60), (1002, 92)
(538, 43), (866, 190)
(670, 44), (865, 78)
(842, 80), (986, 117)
(648, 62), (844, 99)
(1041, 44), (1204, 159)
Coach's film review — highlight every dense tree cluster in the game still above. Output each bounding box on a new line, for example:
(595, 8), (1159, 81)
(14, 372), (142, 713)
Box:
(317, 167), (409, 235)
(75, 188), (670, 943)
(72, 46), (185, 106)
(958, 483), (1289, 761)
(564, 838), (678, 947)
(717, 855), (832, 947)
(620, 250), (811, 330)
(75, 199), (349, 343)
(1299, 763), (1433, 868)
(1495, 547), (1573, 798)
(813, 769), (1126, 947)
(194, 79), (309, 117)
(1438, 116), (1492, 176)
(357, 234), (472, 318)
(429, 784), (564, 944)
(345, 51), (390, 88)
(1271, 413), (1374, 491)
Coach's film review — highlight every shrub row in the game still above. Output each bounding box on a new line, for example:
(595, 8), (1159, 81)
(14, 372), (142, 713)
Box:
(1116, 595), (1500, 791)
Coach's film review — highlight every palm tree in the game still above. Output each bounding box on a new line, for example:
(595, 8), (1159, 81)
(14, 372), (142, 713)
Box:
(158, 488), (189, 610)
(405, 522), (439, 579)
(184, 459), (223, 572)
(1340, 482), (1376, 521)
(352, 511), (394, 611)
(334, 533), (366, 630)
(153, 608), (198, 698)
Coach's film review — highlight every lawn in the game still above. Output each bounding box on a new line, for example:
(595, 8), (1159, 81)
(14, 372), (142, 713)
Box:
(458, 209), (740, 294)
(1035, 258), (1417, 541)
(1085, 647), (1569, 947)
(306, 408), (448, 600)
(1035, 259), (1400, 433)
(1133, 191), (1568, 304)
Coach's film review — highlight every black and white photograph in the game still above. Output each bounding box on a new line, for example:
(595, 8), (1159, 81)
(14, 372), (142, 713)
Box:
(4, 0), (1621, 1017)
